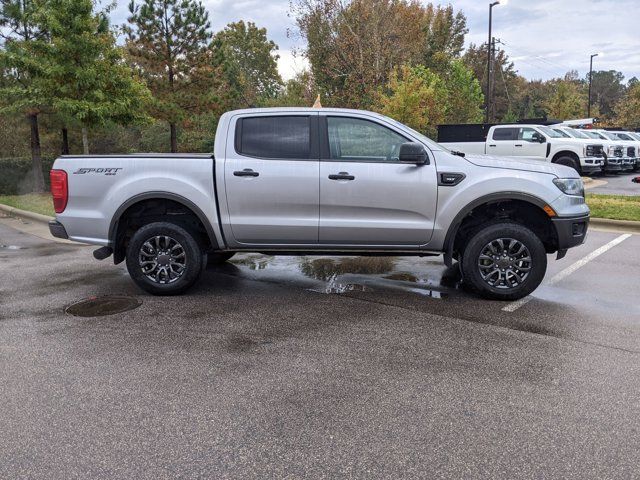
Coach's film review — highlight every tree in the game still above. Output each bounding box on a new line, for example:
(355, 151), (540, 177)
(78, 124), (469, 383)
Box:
(39, 0), (150, 154)
(615, 82), (640, 129)
(589, 70), (625, 118)
(544, 74), (586, 120)
(441, 59), (483, 123)
(265, 70), (316, 107)
(422, 4), (467, 72)
(375, 64), (447, 138)
(125, 0), (214, 152)
(0, 0), (48, 192)
(463, 42), (519, 122)
(211, 20), (282, 107)
(292, 0), (429, 108)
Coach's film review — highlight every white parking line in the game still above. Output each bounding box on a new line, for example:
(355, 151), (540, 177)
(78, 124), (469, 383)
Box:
(502, 233), (632, 313)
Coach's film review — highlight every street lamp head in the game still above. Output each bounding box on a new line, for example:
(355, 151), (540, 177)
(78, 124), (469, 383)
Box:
(499, 0), (509, 5)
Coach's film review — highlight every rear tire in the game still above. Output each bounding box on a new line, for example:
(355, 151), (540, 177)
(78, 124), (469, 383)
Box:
(461, 222), (547, 301)
(554, 156), (581, 174)
(125, 222), (204, 296)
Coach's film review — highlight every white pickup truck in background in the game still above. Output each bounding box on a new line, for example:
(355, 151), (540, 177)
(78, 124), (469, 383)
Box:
(440, 124), (605, 175)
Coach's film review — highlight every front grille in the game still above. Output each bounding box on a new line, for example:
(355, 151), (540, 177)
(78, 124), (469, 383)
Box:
(628, 147), (636, 157)
(587, 145), (604, 157)
(614, 147), (623, 157)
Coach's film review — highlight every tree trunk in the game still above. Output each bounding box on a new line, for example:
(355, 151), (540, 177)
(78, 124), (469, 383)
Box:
(28, 113), (45, 193)
(170, 123), (177, 153)
(61, 128), (70, 155)
(82, 126), (89, 154)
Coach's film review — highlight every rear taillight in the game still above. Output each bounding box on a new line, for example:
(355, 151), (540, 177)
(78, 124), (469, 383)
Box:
(50, 169), (68, 213)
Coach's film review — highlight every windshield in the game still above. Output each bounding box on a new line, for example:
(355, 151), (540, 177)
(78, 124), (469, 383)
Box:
(599, 131), (617, 141)
(551, 128), (570, 138)
(582, 130), (605, 140)
(629, 133), (640, 141)
(615, 133), (633, 141)
(561, 128), (588, 139)
(538, 126), (564, 138)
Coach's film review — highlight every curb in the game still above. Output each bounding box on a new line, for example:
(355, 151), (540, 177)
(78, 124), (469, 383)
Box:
(0, 203), (54, 224)
(590, 217), (640, 234)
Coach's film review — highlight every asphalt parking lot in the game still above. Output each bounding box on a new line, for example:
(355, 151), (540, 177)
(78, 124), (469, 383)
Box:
(588, 170), (640, 195)
(1, 216), (640, 479)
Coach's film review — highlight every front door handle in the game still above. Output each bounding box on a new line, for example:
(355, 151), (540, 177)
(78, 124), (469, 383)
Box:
(515, 144), (523, 147)
(234, 169), (259, 177)
(488, 144), (496, 147)
(328, 172), (355, 181)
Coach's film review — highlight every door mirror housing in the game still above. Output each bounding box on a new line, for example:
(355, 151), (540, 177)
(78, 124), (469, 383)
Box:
(399, 142), (429, 164)
(532, 132), (546, 143)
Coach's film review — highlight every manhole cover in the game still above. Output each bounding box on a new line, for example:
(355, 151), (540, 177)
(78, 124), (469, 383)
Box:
(65, 295), (141, 317)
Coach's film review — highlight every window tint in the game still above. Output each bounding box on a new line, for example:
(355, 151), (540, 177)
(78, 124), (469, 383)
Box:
(238, 116), (310, 159)
(327, 117), (407, 162)
(492, 128), (518, 141)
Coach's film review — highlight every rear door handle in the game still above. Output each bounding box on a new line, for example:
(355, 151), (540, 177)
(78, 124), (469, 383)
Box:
(488, 144), (497, 147)
(234, 169), (259, 177)
(515, 144), (523, 147)
(328, 172), (355, 181)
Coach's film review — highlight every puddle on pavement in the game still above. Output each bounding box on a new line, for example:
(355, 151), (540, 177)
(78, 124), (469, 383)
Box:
(229, 253), (456, 299)
(0, 244), (23, 250)
(65, 295), (142, 317)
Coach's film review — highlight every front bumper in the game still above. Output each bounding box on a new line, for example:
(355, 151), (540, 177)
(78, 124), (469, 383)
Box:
(604, 157), (624, 172)
(581, 158), (604, 174)
(552, 214), (589, 253)
(49, 220), (69, 239)
(622, 158), (635, 170)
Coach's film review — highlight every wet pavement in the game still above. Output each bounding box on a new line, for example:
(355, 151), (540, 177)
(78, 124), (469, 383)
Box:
(589, 171), (640, 196)
(1, 219), (640, 479)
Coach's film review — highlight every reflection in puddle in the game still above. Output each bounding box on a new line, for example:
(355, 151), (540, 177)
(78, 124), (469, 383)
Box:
(300, 257), (395, 281)
(0, 244), (22, 250)
(230, 254), (274, 270)
(384, 272), (421, 283)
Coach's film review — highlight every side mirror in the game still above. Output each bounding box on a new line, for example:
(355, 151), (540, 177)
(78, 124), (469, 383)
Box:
(532, 132), (546, 143)
(399, 142), (429, 165)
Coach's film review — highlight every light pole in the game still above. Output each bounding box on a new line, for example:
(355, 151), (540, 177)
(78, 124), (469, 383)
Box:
(588, 53), (601, 117)
(485, 0), (507, 123)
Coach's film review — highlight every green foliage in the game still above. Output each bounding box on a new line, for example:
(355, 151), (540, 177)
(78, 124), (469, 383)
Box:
(262, 71), (316, 107)
(441, 59), (483, 123)
(39, 0), (151, 132)
(544, 76), (586, 120)
(125, 0), (216, 151)
(212, 20), (282, 107)
(375, 64), (447, 138)
(422, 4), (468, 71)
(589, 70), (625, 117)
(615, 82), (640, 129)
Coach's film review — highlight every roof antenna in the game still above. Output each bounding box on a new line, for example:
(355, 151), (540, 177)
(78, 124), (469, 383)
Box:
(312, 94), (322, 108)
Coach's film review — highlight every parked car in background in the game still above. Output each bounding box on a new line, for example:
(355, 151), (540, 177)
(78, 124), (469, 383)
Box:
(550, 127), (621, 174)
(578, 130), (634, 172)
(48, 108), (590, 300)
(604, 131), (640, 171)
(440, 124), (604, 175)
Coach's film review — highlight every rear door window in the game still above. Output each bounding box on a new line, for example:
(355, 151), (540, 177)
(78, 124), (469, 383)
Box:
(492, 128), (518, 141)
(237, 116), (311, 159)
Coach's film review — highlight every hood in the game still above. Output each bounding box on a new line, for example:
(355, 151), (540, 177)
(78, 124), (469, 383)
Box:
(464, 154), (578, 178)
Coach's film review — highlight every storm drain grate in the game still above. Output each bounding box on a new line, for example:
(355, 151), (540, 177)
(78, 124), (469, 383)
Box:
(65, 295), (142, 317)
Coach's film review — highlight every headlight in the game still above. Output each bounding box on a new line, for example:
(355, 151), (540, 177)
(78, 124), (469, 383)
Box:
(584, 144), (600, 157)
(553, 178), (584, 197)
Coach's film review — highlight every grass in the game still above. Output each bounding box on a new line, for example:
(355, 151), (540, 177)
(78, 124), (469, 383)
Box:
(0, 193), (55, 217)
(0, 192), (639, 223)
(586, 193), (640, 222)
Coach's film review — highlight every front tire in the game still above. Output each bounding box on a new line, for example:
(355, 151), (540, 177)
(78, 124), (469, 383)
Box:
(554, 156), (581, 174)
(125, 222), (204, 296)
(461, 222), (547, 301)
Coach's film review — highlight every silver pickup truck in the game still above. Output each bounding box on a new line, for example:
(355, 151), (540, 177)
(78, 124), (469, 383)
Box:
(48, 108), (589, 300)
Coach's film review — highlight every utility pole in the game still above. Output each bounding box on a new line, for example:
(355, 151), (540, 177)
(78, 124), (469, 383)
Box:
(485, 1), (507, 123)
(588, 53), (599, 117)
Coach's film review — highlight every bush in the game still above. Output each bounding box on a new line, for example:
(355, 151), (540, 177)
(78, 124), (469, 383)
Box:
(0, 157), (55, 195)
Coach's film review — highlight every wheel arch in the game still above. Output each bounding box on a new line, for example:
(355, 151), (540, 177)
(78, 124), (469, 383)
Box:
(109, 192), (219, 263)
(443, 192), (558, 267)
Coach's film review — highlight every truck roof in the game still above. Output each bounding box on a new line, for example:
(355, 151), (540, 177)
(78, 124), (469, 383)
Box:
(225, 107), (388, 117)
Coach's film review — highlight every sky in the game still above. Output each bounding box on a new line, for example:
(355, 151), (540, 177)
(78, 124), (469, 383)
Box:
(110, 0), (640, 83)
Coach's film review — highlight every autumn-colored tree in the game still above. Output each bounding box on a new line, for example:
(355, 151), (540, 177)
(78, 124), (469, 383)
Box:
(38, 0), (150, 154)
(614, 82), (640, 129)
(375, 64), (447, 138)
(293, 0), (431, 108)
(0, 0), (48, 191)
(125, 0), (214, 152)
(211, 21), (282, 107)
(265, 70), (316, 107)
(589, 70), (626, 118)
(544, 74), (587, 120)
